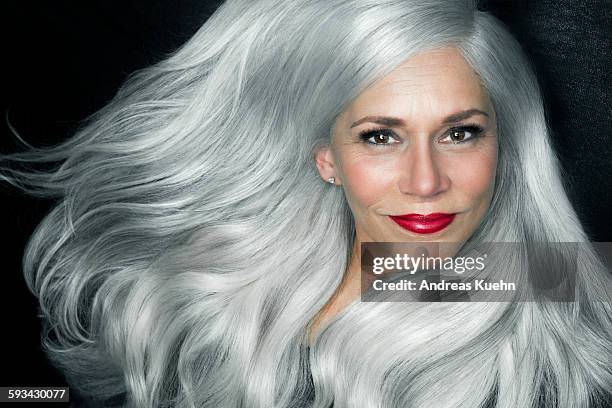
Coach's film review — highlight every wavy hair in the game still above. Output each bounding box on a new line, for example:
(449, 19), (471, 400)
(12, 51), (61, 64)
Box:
(2, 0), (612, 407)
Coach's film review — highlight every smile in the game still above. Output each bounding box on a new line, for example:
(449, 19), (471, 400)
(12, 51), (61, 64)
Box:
(389, 213), (456, 234)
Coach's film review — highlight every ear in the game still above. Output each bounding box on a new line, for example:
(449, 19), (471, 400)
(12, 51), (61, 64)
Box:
(313, 144), (342, 185)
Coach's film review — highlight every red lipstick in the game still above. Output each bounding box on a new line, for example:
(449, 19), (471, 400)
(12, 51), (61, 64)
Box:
(389, 213), (456, 234)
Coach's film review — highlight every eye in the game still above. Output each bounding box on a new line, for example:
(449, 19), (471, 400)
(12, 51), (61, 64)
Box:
(439, 125), (484, 144)
(359, 128), (400, 146)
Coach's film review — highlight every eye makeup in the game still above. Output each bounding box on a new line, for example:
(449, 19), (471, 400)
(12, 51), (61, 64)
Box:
(357, 123), (486, 147)
(440, 123), (485, 144)
(358, 128), (401, 146)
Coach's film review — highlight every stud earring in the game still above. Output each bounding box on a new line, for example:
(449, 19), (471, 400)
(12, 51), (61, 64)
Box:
(327, 177), (335, 184)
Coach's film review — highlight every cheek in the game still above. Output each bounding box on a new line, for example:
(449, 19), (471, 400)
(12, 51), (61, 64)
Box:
(444, 148), (497, 204)
(338, 152), (395, 210)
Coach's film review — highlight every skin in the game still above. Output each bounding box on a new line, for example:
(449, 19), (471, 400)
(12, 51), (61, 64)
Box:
(311, 47), (498, 340)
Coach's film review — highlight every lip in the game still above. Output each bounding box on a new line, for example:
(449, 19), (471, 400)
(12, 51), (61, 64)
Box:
(389, 213), (456, 234)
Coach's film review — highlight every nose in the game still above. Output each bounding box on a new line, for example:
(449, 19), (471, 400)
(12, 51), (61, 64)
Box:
(397, 140), (450, 198)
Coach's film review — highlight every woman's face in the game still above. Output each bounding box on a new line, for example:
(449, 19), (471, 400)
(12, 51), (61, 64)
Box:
(315, 48), (498, 245)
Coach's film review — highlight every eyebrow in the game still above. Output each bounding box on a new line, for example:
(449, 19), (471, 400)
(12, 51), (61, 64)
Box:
(349, 109), (490, 128)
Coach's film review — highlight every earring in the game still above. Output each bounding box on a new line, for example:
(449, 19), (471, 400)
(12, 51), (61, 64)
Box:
(327, 177), (335, 184)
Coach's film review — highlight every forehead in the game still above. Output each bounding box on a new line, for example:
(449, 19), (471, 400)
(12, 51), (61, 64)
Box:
(341, 48), (492, 123)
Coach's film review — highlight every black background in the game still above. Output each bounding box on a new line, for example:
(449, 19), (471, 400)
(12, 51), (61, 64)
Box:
(1, 0), (611, 403)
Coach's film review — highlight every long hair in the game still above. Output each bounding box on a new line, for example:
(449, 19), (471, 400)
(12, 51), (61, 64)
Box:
(2, 0), (611, 407)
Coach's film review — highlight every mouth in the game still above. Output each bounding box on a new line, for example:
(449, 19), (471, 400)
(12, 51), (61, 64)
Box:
(388, 213), (456, 234)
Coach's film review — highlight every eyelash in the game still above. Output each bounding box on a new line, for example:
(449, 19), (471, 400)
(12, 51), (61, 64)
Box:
(358, 124), (485, 147)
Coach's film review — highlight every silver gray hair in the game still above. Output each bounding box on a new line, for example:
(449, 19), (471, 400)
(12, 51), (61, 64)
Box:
(2, 0), (611, 407)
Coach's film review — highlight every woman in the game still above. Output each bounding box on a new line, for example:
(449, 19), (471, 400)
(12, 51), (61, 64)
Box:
(2, 0), (611, 407)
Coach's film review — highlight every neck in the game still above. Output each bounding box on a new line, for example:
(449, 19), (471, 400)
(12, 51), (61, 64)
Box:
(308, 236), (363, 344)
